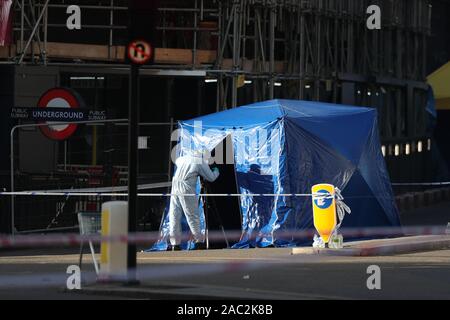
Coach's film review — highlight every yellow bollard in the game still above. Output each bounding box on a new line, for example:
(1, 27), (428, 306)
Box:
(311, 184), (337, 245)
(99, 201), (128, 281)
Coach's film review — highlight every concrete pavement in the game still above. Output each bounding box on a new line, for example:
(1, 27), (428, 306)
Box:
(1, 247), (450, 299)
(292, 235), (450, 256)
(0, 201), (449, 299)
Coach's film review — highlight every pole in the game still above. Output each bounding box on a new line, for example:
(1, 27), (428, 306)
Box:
(10, 128), (15, 236)
(18, 0), (50, 64)
(269, 5), (275, 100)
(127, 64), (139, 284)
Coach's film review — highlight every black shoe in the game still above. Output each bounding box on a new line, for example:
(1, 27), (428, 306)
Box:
(170, 245), (182, 251)
(194, 242), (207, 250)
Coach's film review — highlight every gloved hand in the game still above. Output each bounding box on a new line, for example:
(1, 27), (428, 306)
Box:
(212, 167), (219, 174)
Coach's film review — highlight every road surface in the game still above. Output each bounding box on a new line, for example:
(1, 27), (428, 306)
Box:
(0, 248), (449, 299)
(0, 201), (449, 300)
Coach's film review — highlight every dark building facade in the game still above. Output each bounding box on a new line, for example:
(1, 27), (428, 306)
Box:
(0, 0), (449, 233)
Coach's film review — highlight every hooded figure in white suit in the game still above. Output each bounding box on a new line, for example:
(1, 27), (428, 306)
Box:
(169, 152), (220, 249)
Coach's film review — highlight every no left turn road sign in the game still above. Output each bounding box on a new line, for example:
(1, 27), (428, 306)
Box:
(127, 39), (153, 65)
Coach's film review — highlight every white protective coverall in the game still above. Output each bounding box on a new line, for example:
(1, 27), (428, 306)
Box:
(169, 155), (220, 246)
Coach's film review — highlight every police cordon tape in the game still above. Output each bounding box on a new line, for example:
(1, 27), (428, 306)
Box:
(6, 182), (173, 194)
(0, 191), (442, 201)
(0, 226), (447, 249)
(391, 182), (450, 186)
(2, 179), (450, 197)
(0, 191), (329, 198)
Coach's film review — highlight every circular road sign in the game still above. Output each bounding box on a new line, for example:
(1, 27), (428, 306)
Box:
(37, 88), (84, 140)
(127, 39), (153, 65)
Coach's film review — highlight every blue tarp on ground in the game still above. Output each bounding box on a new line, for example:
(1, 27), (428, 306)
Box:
(150, 99), (400, 250)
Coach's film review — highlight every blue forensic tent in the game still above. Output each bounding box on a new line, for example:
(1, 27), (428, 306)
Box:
(151, 99), (400, 250)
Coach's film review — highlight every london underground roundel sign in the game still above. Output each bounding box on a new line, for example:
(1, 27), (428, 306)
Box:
(37, 88), (84, 140)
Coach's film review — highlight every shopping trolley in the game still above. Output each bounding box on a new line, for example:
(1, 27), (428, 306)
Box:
(77, 212), (101, 274)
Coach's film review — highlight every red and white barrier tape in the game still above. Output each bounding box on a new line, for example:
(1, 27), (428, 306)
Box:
(0, 191), (323, 197)
(0, 226), (447, 249)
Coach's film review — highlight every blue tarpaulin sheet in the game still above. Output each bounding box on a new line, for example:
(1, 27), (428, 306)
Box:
(150, 99), (400, 250)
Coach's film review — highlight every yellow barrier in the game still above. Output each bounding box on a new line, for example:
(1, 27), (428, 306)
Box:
(99, 201), (128, 280)
(311, 184), (336, 245)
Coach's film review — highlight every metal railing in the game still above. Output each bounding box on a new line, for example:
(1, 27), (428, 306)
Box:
(12, 0), (129, 64)
(10, 118), (176, 235)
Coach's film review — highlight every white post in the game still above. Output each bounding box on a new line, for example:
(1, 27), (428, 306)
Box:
(99, 201), (128, 281)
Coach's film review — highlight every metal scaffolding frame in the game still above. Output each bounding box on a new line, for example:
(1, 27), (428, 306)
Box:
(7, 0), (432, 142)
(208, 0), (431, 142)
(11, 0), (128, 64)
